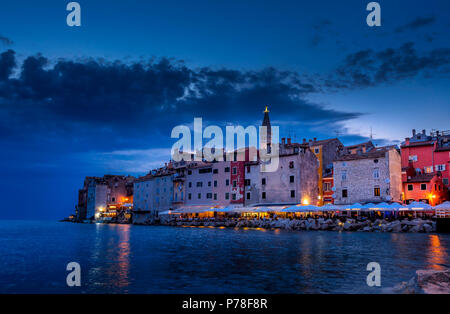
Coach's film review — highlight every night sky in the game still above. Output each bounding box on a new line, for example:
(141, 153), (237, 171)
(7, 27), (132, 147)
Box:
(0, 0), (449, 220)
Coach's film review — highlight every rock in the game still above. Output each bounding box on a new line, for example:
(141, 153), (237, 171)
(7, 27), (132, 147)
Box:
(362, 226), (372, 232)
(409, 225), (421, 233)
(423, 224), (432, 233)
(343, 222), (352, 230)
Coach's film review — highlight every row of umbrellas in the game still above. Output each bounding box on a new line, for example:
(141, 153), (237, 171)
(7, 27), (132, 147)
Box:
(160, 201), (450, 215)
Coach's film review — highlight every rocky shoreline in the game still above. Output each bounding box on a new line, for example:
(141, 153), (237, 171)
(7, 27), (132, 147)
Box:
(387, 269), (450, 294)
(157, 217), (437, 233)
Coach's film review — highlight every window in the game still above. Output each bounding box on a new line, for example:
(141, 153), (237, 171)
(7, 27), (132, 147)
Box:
(188, 170), (192, 175)
(373, 168), (379, 179)
(443, 178), (449, 185)
(224, 167), (230, 173)
(407, 184), (413, 191)
(214, 193), (217, 200)
(226, 179), (230, 186)
(324, 182), (331, 192)
(342, 189), (348, 198)
(188, 193), (192, 200)
(214, 180), (217, 187)
(290, 190), (295, 198)
(436, 164), (446, 171)
(198, 193), (201, 199)
(188, 182), (192, 188)
(409, 155), (418, 162)
(374, 187), (380, 197)
(246, 166), (250, 173)
(290, 176), (294, 183)
(246, 193), (251, 200)
(289, 161), (294, 169)
(213, 169), (218, 174)
(262, 178), (266, 185)
(232, 167), (237, 174)
(206, 193), (212, 199)
(244, 179), (251, 186)
(341, 171), (347, 181)
(112, 197), (116, 202)
(232, 194), (236, 200)
(424, 166), (433, 174)
(208, 181), (211, 187)
(314, 148), (320, 154)
(225, 193), (230, 200)
(421, 183), (427, 190)
(196, 182), (203, 187)
(233, 180), (237, 188)
(262, 192), (266, 199)
(199, 168), (212, 174)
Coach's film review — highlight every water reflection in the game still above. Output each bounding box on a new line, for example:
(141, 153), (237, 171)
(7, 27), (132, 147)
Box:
(89, 224), (131, 291)
(427, 235), (447, 270)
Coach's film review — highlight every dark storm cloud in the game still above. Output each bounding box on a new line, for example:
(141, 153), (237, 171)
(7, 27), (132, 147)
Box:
(330, 42), (450, 88)
(0, 35), (13, 46)
(395, 16), (436, 33)
(0, 50), (361, 152)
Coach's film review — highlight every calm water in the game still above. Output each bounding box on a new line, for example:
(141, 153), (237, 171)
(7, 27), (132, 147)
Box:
(0, 220), (449, 294)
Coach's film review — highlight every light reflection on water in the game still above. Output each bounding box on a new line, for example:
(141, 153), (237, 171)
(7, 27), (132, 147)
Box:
(0, 221), (449, 294)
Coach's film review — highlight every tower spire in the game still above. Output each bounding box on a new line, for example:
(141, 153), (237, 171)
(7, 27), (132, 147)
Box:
(262, 106), (272, 147)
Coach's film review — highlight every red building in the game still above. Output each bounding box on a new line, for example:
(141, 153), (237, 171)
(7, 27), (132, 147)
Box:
(401, 129), (450, 205)
(322, 173), (334, 204)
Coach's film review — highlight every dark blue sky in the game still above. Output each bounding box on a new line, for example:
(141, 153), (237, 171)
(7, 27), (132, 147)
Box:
(0, 0), (449, 220)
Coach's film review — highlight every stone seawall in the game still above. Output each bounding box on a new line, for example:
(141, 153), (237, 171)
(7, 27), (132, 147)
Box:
(159, 217), (437, 233)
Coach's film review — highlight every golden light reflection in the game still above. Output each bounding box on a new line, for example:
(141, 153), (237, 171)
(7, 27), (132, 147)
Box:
(427, 235), (447, 270)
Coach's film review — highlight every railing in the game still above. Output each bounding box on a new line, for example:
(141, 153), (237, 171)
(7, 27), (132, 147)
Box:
(436, 209), (450, 218)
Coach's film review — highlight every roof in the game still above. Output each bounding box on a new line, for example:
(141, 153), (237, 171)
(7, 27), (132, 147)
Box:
(308, 138), (340, 147)
(401, 140), (434, 148)
(335, 146), (396, 161)
(345, 141), (374, 150)
(406, 173), (436, 183)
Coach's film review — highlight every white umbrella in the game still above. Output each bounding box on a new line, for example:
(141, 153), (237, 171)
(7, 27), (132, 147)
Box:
(370, 202), (392, 210)
(320, 204), (342, 211)
(434, 201), (450, 210)
(361, 203), (376, 211)
(407, 201), (432, 211)
(343, 203), (363, 210)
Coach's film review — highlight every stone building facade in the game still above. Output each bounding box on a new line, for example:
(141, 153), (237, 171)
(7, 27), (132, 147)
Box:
(333, 146), (402, 205)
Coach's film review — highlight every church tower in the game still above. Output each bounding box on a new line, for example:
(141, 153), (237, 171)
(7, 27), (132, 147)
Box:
(262, 106), (272, 149)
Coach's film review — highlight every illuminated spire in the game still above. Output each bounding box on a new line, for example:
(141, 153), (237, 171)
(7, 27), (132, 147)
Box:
(264, 106), (269, 113)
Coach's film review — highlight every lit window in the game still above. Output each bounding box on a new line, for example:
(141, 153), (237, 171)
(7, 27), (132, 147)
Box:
(374, 187), (380, 197)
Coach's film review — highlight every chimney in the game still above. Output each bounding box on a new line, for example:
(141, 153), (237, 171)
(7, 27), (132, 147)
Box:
(412, 129), (416, 137)
(362, 144), (366, 153)
(422, 129), (426, 135)
(313, 137), (317, 142)
(303, 138), (306, 143)
(281, 138), (286, 145)
(287, 138), (291, 145)
(309, 139), (312, 143)
(405, 137), (410, 145)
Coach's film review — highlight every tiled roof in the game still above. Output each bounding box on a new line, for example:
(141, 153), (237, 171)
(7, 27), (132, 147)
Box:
(401, 140), (434, 148)
(335, 146), (395, 161)
(406, 173), (436, 183)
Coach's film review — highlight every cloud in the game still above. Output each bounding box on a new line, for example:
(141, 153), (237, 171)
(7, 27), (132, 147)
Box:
(0, 50), (362, 156)
(329, 42), (450, 88)
(0, 35), (13, 46)
(395, 16), (436, 33)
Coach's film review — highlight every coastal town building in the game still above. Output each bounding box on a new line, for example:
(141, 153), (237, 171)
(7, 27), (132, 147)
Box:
(304, 138), (343, 205)
(400, 129), (450, 204)
(246, 140), (319, 206)
(77, 175), (134, 220)
(333, 146), (402, 205)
